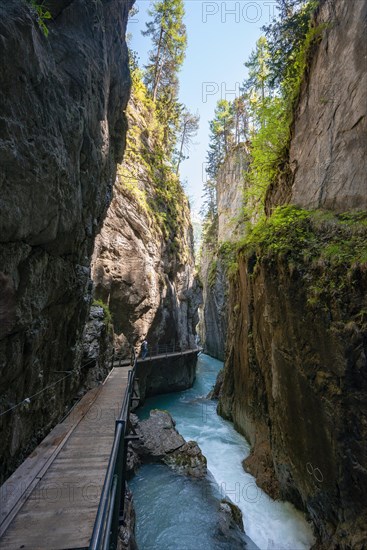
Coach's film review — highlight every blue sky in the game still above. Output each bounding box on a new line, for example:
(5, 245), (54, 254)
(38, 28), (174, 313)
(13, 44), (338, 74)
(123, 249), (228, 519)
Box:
(129, 1), (278, 215)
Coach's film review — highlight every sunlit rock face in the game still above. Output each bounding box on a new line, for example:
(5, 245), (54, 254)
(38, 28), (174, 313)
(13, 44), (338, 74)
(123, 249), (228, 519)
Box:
(199, 145), (249, 360)
(0, 0), (132, 482)
(91, 83), (202, 354)
(266, 0), (367, 213)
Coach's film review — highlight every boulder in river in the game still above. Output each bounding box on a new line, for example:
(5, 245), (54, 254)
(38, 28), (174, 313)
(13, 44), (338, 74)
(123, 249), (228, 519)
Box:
(130, 410), (207, 478)
(215, 498), (247, 548)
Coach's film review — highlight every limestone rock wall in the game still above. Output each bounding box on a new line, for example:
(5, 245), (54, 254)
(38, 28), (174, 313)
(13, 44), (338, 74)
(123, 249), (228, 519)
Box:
(217, 143), (248, 242)
(135, 352), (199, 402)
(267, 0), (367, 212)
(0, 0), (132, 482)
(199, 146), (248, 360)
(219, 249), (367, 548)
(218, 0), (367, 545)
(199, 237), (227, 361)
(92, 80), (201, 354)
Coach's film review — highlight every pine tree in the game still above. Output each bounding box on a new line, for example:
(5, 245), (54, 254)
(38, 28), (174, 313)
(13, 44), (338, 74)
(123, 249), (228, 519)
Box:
(175, 108), (200, 174)
(243, 36), (271, 101)
(233, 96), (249, 144)
(142, 0), (187, 102)
(262, 0), (318, 90)
(206, 100), (235, 179)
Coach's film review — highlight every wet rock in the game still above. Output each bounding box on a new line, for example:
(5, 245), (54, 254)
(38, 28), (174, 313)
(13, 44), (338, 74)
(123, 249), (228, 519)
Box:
(117, 487), (138, 550)
(164, 440), (207, 478)
(132, 410), (185, 460)
(219, 247), (367, 546)
(242, 442), (281, 501)
(126, 442), (140, 480)
(207, 368), (224, 399)
(131, 410), (207, 478)
(220, 499), (244, 531)
(215, 498), (247, 548)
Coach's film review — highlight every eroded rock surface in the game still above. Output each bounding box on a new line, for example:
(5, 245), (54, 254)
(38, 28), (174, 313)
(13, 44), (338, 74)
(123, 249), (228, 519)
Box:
(199, 145), (249, 360)
(92, 78), (202, 355)
(117, 487), (138, 550)
(81, 305), (114, 390)
(0, 0), (132, 481)
(219, 251), (367, 547)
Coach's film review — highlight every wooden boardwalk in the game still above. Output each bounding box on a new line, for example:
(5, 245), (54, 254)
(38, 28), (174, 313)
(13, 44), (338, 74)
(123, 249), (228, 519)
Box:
(0, 367), (130, 550)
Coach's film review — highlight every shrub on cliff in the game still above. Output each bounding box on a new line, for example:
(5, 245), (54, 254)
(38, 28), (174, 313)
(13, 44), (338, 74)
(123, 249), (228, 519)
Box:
(239, 206), (367, 306)
(27, 0), (52, 36)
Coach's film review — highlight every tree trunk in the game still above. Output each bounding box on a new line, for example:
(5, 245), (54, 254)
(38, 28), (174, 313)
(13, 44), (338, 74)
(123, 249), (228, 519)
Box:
(176, 122), (187, 174)
(152, 26), (164, 101)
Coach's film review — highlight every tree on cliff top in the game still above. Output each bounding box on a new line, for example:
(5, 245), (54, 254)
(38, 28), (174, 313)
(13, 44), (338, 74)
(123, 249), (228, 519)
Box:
(206, 100), (235, 180)
(143, 0), (187, 102)
(174, 108), (200, 174)
(243, 36), (271, 102)
(142, 0), (187, 155)
(262, 0), (319, 90)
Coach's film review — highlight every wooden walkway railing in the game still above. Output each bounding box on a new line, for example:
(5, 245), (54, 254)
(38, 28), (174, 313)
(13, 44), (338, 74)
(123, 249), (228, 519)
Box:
(90, 344), (202, 549)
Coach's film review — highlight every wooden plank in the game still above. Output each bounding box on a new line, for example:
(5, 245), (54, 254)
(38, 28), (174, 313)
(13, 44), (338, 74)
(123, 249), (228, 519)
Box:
(0, 385), (102, 534)
(0, 368), (130, 550)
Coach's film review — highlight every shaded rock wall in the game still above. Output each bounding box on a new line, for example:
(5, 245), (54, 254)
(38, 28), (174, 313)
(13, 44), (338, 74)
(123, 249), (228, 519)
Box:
(199, 240), (227, 361)
(219, 249), (367, 548)
(218, 0), (367, 546)
(0, 0), (132, 482)
(81, 304), (114, 390)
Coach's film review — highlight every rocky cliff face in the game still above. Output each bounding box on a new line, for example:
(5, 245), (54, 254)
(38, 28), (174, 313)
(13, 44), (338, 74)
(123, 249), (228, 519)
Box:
(218, 0), (367, 546)
(266, 0), (367, 213)
(92, 74), (201, 354)
(219, 222), (367, 547)
(199, 146), (248, 360)
(0, 0), (132, 482)
(199, 227), (227, 361)
(217, 144), (248, 242)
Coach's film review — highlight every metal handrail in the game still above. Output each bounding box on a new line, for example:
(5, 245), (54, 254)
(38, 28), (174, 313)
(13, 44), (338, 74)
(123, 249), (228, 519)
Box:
(112, 342), (202, 364)
(89, 347), (137, 550)
(89, 343), (202, 548)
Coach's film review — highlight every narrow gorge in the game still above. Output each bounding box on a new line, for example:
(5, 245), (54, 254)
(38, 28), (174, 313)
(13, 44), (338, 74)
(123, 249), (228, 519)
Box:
(0, 0), (366, 549)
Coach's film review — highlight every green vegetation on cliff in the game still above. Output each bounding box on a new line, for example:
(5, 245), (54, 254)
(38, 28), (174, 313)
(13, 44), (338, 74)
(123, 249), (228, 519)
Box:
(92, 299), (113, 327)
(117, 67), (191, 263)
(27, 1), (52, 36)
(201, 0), (322, 224)
(239, 205), (367, 306)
